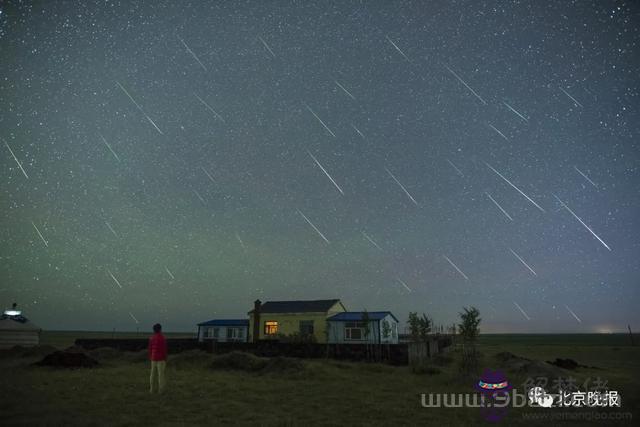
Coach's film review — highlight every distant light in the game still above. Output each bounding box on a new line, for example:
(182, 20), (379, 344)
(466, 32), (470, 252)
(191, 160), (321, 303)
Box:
(4, 310), (21, 316)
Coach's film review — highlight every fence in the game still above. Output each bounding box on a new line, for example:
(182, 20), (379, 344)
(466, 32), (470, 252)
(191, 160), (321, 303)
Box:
(408, 336), (454, 366)
(75, 338), (200, 353)
(75, 338), (410, 364)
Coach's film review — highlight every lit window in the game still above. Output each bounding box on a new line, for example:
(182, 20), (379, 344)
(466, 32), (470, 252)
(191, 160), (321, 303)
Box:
(264, 321), (278, 335)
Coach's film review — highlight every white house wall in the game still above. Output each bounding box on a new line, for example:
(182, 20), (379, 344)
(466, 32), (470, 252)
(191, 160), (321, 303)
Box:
(0, 331), (40, 349)
(327, 315), (399, 344)
(198, 325), (248, 343)
(380, 314), (399, 344)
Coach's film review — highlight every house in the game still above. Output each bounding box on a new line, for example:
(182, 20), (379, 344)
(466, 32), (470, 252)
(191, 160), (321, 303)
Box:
(197, 319), (249, 343)
(326, 311), (399, 344)
(0, 304), (41, 349)
(248, 299), (347, 343)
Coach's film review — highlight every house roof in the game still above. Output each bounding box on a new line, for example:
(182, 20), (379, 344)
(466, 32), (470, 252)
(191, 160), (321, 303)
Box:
(197, 319), (249, 327)
(327, 311), (399, 322)
(248, 299), (342, 314)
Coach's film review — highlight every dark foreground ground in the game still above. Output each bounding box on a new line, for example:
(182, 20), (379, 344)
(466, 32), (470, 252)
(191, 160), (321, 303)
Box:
(1, 332), (638, 426)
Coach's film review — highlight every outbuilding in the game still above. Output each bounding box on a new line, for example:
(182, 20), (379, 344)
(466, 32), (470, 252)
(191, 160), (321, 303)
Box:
(0, 305), (41, 349)
(197, 319), (249, 343)
(326, 311), (399, 344)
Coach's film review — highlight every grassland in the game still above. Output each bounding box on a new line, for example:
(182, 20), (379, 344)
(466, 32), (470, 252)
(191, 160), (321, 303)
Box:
(0, 332), (638, 426)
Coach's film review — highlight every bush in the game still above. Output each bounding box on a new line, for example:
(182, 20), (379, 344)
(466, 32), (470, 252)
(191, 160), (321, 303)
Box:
(210, 351), (267, 372)
(274, 332), (317, 344)
(171, 349), (212, 369)
(260, 356), (305, 374)
(35, 350), (99, 369)
(433, 354), (453, 366)
(412, 363), (441, 375)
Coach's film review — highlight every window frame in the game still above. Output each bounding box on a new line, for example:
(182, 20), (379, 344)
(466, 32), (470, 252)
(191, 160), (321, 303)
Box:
(264, 320), (278, 335)
(344, 321), (367, 341)
(299, 320), (314, 336)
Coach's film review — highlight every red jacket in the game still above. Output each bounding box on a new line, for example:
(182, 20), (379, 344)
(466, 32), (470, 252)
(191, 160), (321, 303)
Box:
(148, 332), (168, 361)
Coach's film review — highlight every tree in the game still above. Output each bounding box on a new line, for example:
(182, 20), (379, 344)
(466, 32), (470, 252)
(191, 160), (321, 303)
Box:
(458, 306), (481, 376)
(362, 309), (372, 360)
(458, 306), (481, 342)
(382, 319), (392, 361)
(382, 320), (391, 340)
(418, 313), (432, 341)
(408, 312), (420, 342)
(408, 312), (432, 342)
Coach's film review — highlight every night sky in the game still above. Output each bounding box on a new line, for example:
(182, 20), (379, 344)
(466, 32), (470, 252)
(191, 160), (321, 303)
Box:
(1, 1), (638, 333)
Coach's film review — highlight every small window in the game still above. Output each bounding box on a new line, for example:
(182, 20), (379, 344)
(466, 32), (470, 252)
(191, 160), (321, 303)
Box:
(264, 321), (278, 335)
(207, 327), (219, 339)
(299, 320), (314, 335)
(345, 327), (362, 340)
(225, 327), (244, 340)
(344, 319), (369, 340)
(345, 321), (366, 329)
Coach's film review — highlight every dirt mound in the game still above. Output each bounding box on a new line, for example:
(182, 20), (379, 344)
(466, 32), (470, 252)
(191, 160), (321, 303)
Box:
(210, 351), (267, 372)
(547, 358), (578, 370)
(495, 352), (564, 378)
(35, 350), (99, 368)
(546, 358), (602, 370)
(64, 345), (87, 353)
(261, 356), (305, 374)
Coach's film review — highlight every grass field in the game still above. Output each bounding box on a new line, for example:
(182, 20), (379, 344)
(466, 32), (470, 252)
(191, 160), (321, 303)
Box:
(1, 332), (638, 426)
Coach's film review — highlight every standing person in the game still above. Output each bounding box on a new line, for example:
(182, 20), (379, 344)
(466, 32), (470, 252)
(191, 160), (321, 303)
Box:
(148, 323), (168, 394)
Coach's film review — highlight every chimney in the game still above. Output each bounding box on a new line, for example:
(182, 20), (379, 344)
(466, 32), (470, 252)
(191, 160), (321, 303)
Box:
(253, 299), (261, 343)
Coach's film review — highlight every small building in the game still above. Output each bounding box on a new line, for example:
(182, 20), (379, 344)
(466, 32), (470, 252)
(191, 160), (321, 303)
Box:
(197, 319), (249, 343)
(0, 304), (41, 349)
(248, 299), (347, 343)
(326, 311), (399, 344)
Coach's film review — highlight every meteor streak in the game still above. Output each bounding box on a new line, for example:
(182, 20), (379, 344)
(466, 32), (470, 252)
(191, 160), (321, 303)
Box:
(307, 150), (344, 195)
(4, 139), (29, 179)
(32, 222), (48, 247)
(514, 301), (531, 320)
(509, 248), (537, 276)
(553, 194), (611, 251)
(484, 162), (545, 212)
(304, 102), (336, 137)
(297, 209), (330, 244)
(444, 64), (487, 105)
(386, 168), (419, 206)
(443, 255), (469, 280)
